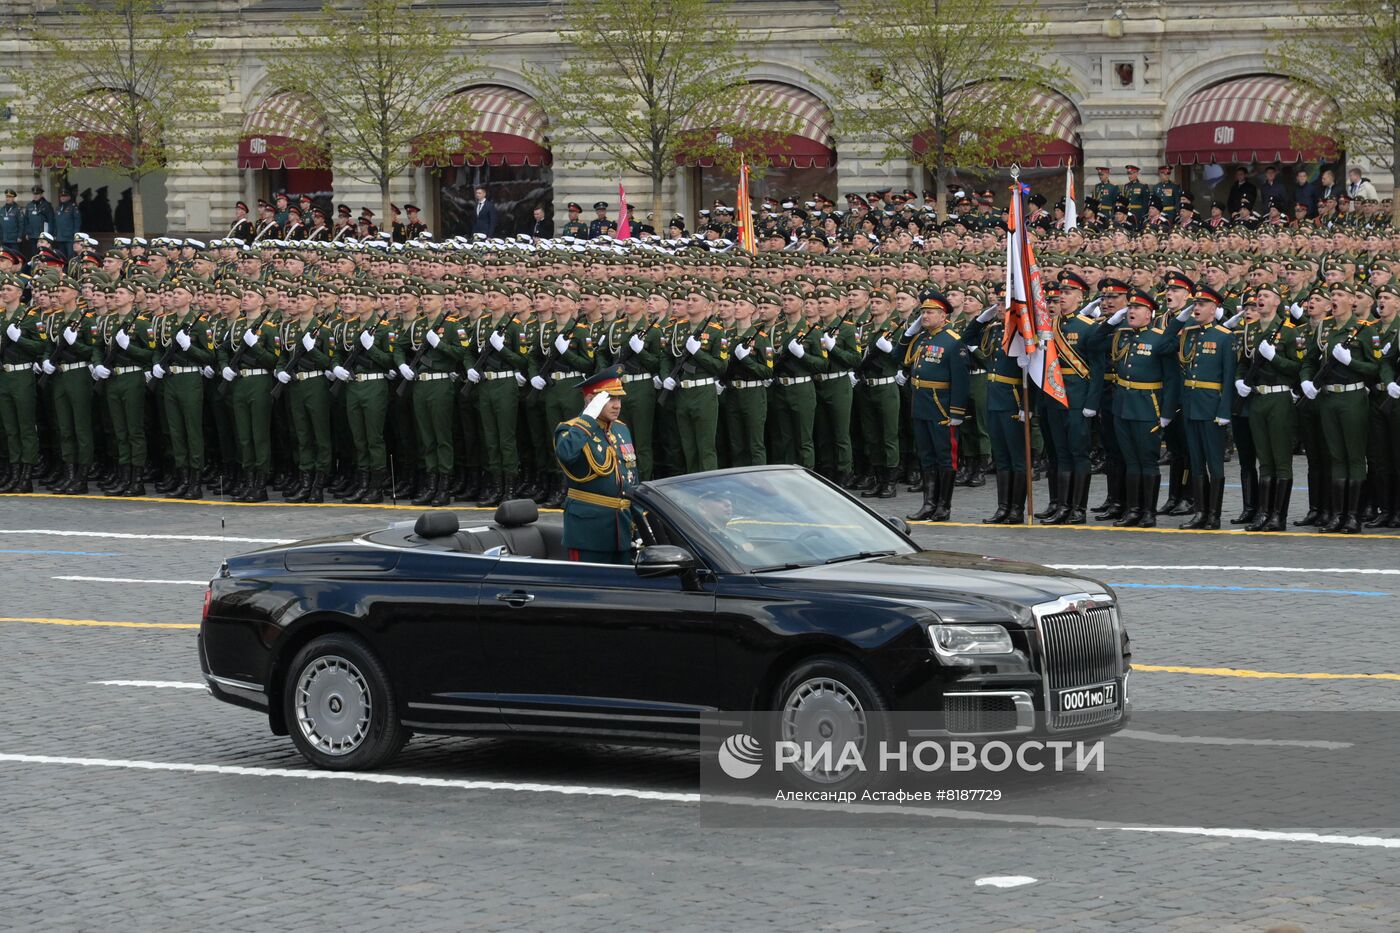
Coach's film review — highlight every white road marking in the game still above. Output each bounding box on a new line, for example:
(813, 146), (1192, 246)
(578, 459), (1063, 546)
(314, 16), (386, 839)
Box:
(1051, 564), (1400, 575)
(58, 576), (208, 586)
(91, 680), (207, 690)
(975, 876), (1037, 888)
(2, 751), (1397, 849)
(1117, 730), (1352, 750)
(0, 529), (295, 545)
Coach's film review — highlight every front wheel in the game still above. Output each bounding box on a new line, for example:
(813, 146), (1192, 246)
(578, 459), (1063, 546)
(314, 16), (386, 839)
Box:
(770, 656), (891, 792)
(283, 632), (407, 770)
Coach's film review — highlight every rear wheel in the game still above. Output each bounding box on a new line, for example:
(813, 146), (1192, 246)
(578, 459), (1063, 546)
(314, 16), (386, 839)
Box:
(771, 656), (891, 792)
(283, 633), (407, 770)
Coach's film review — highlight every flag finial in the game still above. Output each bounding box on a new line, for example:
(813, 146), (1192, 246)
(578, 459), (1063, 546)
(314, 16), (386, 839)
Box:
(1010, 164), (1021, 181)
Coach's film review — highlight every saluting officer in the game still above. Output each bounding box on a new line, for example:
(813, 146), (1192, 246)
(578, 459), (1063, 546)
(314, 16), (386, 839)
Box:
(555, 366), (640, 565)
(900, 289), (970, 522)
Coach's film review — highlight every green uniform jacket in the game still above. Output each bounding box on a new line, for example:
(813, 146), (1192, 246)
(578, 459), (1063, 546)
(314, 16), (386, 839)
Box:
(1, 305), (45, 364)
(278, 319), (333, 375)
(157, 310), (216, 368)
(1107, 316), (1186, 422)
(664, 318), (727, 380)
(218, 314), (281, 371)
(855, 318), (902, 380)
(99, 311), (155, 368)
(724, 323), (774, 382)
(392, 314), (469, 374)
(554, 414), (639, 552)
(472, 314), (526, 374)
(607, 317), (663, 376)
(770, 317), (828, 378)
(1178, 323), (1236, 422)
(817, 316), (861, 373)
(330, 317), (394, 373)
(1300, 315), (1380, 387)
(901, 324), (970, 422)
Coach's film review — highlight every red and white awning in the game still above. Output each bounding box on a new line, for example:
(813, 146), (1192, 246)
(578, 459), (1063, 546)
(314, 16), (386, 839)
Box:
(683, 81), (836, 169)
(1166, 75), (1337, 165)
(32, 89), (157, 168)
(238, 92), (329, 169)
(412, 86), (550, 167)
(912, 86), (1081, 168)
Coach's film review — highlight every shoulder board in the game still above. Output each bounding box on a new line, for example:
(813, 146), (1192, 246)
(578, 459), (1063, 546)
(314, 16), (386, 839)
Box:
(757, 328), (767, 337)
(511, 316), (520, 324)
(1212, 324), (1231, 334)
(947, 328), (961, 340)
(1076, 314), (1096, 324)
(563, 417), (588, 430)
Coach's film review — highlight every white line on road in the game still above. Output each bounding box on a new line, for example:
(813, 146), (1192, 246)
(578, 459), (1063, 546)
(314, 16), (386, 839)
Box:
(0, 529), (295, 545)
(1117, 730), (1352, 750)
(91, 680), (207, 690)
(57, 576), (208, 586)
(1051, 564), (1400, 575)
(975, 876), (1037, 888)
(2, 751), (1398, 849)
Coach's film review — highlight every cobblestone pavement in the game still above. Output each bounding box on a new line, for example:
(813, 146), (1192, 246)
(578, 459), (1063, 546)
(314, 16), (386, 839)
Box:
(2, 465), (1399, 931)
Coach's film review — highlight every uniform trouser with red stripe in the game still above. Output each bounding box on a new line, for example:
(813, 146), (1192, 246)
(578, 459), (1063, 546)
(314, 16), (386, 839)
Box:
(913, 416), (956, 471)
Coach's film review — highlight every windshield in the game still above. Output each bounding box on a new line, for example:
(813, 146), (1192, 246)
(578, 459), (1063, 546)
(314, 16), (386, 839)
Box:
(654, 469), (917, 571)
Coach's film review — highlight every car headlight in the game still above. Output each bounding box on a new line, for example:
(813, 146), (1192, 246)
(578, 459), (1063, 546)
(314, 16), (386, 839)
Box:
(928, 623), (1014, 658)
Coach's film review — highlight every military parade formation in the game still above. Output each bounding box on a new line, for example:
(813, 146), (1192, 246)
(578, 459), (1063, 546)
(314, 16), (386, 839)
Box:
(0, 175), (1398, 540)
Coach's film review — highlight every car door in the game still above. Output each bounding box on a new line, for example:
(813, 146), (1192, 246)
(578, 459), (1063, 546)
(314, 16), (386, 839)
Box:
(477, 555), (719, 740)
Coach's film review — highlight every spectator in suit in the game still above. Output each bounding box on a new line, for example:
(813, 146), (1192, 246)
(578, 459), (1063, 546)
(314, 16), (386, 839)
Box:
(529, 204), (553, 239)
(1258, 165), (1287, 213)
(471, 186), (497, 237)
(1226, 167), (1257, 214)
(1347, 167), (1379, 201)
(1294, 168), (1318, 216)
(1316, 168), (1340, 203)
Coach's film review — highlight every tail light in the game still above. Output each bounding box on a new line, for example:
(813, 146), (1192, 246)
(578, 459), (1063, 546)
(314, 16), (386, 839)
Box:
(201, 587), (211, 624)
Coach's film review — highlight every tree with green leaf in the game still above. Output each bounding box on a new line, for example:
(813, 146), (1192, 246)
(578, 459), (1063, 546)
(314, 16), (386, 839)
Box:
(1269, 2), (1400, 224)
(265, 0), (487, 227)
(0, 0), (223, 236)
(526, 0), (793, 225)
(821, 0), (1068, 210)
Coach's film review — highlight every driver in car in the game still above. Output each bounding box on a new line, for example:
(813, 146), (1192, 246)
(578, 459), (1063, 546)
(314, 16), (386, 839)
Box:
(554, 366), (641, 564)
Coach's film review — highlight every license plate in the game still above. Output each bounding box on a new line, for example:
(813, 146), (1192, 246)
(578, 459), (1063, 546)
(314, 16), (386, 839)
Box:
(1058, 682), (1117, 712)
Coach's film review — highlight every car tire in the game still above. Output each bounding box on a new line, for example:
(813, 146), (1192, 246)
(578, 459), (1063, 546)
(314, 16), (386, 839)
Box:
(283, 632), (407, 771)
(770, 655), (892, 793)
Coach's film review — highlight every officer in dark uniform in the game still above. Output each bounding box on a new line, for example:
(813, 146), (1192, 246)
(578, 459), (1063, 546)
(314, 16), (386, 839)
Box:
(1121, 165), (1149, 222)
(404, 204), (428, 240)
(555, 366), (640, 564)
(587, 202), (611, 240)
(1152, 166), (1182, 221)
(227, 201), (256, 242)
(22, 185), (55, 259)
(0, 189), (21, 255)
(900, 289), (970, 522)
(1177, 285), (1236, 528)
(560, 203), (588, 238)
(1092, 167), (1118, 222)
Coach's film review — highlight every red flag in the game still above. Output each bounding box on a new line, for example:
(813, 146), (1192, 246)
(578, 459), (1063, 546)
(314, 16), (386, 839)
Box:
(617, 182), (631, 239)
(1004, 183), (1067, 407)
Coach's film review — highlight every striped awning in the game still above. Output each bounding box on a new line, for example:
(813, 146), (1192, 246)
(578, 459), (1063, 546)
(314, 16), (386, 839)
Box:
(32, 89), (158, 168)
(238, 92), (328, 169)
(682, 81), (836, 169)
(1166, 75), (1337, 165)
(412, 86), (550, 167)
(912, 86), (1081, 168)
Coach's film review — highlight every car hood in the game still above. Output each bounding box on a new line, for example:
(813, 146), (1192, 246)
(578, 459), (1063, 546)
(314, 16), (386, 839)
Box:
(759, 549), (1111, 624)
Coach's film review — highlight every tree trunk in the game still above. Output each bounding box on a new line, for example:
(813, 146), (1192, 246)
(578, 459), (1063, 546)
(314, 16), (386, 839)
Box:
(1392, 130), (1400, 226)
(651, 172), (665, 240)
(382, 178), (394, 241)
(934, 158), (948, 219)
(130, 175), (145, 238)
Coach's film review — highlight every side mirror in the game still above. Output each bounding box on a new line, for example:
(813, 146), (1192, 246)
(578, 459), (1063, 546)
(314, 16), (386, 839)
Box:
(635, 544), (697, 579)
(884, 515), (912, 536)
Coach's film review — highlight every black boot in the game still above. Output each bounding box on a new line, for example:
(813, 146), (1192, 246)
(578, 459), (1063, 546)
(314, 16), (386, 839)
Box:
(282, 470), (308, 501)
(1296, 465), (1324, 525)
(1181, 475), (1209, 529)
(183, 467), (203, 500)
(931, 468), (955, 521)
(876, 467), (897, 499)
(1199, 476), (1224, 530)
(1246, 477), (1275, 532)
(1004, 471), (1027, 525)
(1163, 462), (1193, 515)
(1138, 473), (1161, 527)
(236, 471), (268, 503)
(907, 472), (938, 521)
(1043, 471), (1074, 524)
(1267, 477), (1292, 531)
(495, 473), (517, 507)
(476, 475), (501, 507)
(0, 462), (12, 492)
(545, 476), (566, 509)
(125, 464), (146, 497)
(1094, 469), (1125, 520)
(53, 464), (76, 494)
(411, 473), (440, 507)
(1063, 471), (1089, 525)
(1321, 479), (1346, 533)
(1035, 470), (1061, 519)
(954, 460), (971, 487)
(429, 472), (452, 507)
(10, 464), (34, 494)
(107, 465), (130, 497)
(300, 471), (326, 504)
(966, 461), (986, 487)
(1231, 467), (1258, 524)
(1113, 474), (1142, 527)
(1340, 480), (1363, 534)
(356, 469), (385, 504)
(338, 469), (367, 502)
(1365, 474), (1396, 528)
(983, 471), (1010, 524)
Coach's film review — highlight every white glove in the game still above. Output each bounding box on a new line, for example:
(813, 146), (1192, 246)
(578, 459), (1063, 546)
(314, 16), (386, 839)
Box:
(276, 371), (291, 384)
(628, 334), (645, 354)
(41, 359), (55, 375)
(1388, 382), (1400, 399)
(662, 376), (677, 391)
(514, 372), (526, 386)
(332, 365), (351, 381)
(467, 368), (482, 383)
(242, 329), (259, 348)
(716, 383), (725, 395)
(221, 366), (236, 381)
(949, 417), (964, 426)
(1082, 408), (1096, 418)
(358, 329), (374, 350)
(488, 331), (504, 351)
(6, 323), (21, 341)
(530, 375), (547, 390)
(143, 372), (151, 384)
(425, 329), (440, 348)
(1383, 343), (1392, 356)
(903, 318), (921, 337)
(1158, 417), (1171, 428)
(976, 304), (998, 324)
(583, 390), (610, 419)
(1300, 380), (1319, 400)
(1223, 310), (1246, 328)
(1331, 344), (1352, 365)
(398, 363), (415, 381)
(1214, 417), (1230, 426)
(685, 335), (702, 355)
(92, 364), (110, 380)
(554, 334), (570, 354)
(175, 330), (190, 351)
(1289, 302), (1304, 320)
(151, 363), (165, 379)
(786, 338), (805, 358)
(848, 372), (858, 386)
(1214, 307), (1224, 321)
(895, 371), (908, 386)
(820, 333), (836, 351)
(652, 376), (662, 390)
(1107, 308), (1128, 326)
(115, 330), (130, 350)
(1235, 379), (1252, 397)
(301, 331), (316, 352)
(735, 344), (750, 360)
(201, 366), (214, 379)
(1017, 354), (1030, 369)
(875, 335), (893, 353)
(1257, 341), (1276, 361)
(63, 325), (79, 345)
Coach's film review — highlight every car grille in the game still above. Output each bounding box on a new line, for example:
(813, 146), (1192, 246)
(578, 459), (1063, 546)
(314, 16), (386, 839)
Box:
(943, 694), (1020, 734)
(1038, 604), (1123, 730)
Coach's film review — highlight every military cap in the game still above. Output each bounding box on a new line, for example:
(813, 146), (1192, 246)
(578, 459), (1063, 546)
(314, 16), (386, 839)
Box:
(257, 199), (270, 209)
(1095, 166), (1111, 173)
(3, 189), (14, 197)
(918, 288), (953, 313)
(1125, 164), (1140, 172)
(1098, 277), (1130, 295)
(1127, 289), (1156, 310)
(1059, 270), (1090, 292)
(1164, 272), (1195, 292)
(360, 207), (375, 218)
(1254, 281), (1283, 298)
(1375, 282), (1400, 300)
(1193, 285), (1224, 306)
(337, 204), (352, 217)
(30, 185), (43, 194)
(578, 365), (627, 398)
(298, 193), (312, 203)
(288, 205), (303, 218)
(592, 201), (608, 210)
(1029, 193), (1047, 208)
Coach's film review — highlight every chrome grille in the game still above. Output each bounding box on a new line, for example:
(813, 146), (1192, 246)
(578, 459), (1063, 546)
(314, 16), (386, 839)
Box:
(1040, 606), (1119, 690)
(943, 695), (1019, 734)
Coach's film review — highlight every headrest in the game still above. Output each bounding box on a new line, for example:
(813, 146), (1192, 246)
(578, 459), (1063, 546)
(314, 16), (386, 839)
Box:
(413, 510), (459, 539)
(494, 498), (538, 528)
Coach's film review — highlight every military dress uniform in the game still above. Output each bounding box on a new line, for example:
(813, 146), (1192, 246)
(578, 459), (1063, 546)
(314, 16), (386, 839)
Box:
(555, 369), (640, 565)
(333, 310), (395, 503)
(219, 310), (281, 500)
(962, 313), (1029, 523)
(1366, 301), (1400, 526)
(470, 311), (527, 504)
(1235, 307), (1302, 530)
(534, 314), (597, 506)
(0, 294), (44, 489)
(666, 315), (727, 473)
(1039, 296), (1109, 524)
(1153, 173), (1183, 221)
(99, 306), (154, 495)
(1092, 176), (1119, 222)
(47, 306), (101, 492)
(852, 315), (902, 496)
(721, 318), (774, 467)
(1176, 289), (1236, 529)
(155, 307), (217, 498)
(900, 292), (971, 522)
(768, 314), (826, 468)
(1121, 173), (1150, 222)
(813, 302), (860, 483)
(276, 315), (333, 502)
(0, 198), (22, 253)
(610, 314), (663, 477)
(394, 309), (468, 506)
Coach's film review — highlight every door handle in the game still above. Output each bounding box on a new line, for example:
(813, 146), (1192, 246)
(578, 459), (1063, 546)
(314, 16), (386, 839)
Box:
(495, 590), (534, 607)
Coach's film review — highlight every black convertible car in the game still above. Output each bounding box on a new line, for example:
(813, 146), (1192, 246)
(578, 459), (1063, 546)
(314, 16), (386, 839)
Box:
(200, 466), (1131, 782)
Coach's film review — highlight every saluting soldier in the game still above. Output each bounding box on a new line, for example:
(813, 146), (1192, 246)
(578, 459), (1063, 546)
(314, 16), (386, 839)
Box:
(1176, 285), (1236, 528)
(554, 366), (640, 565)
(1233, 282), (1302, 530)
(900, 288), (970, 522)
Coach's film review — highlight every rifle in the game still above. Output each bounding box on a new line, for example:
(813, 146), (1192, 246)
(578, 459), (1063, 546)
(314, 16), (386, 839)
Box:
(37, 307), (87, 388)
(1241, 319), (1279, 389)
(611, 317), (659, 372)
(147, 312), (199, 392)
(270, 317), (322, 401)
(395, 309), (452, 399)
(853, 318), (895, 384)
(656, 315), (716, 406)
(720, 327), (762, 386)
(458, 316), (511, 401)
(328, 314), (390, 399)
(527, 319), (576, 399)
(218, 310), (273, 398)
(90, 307), (144, 396)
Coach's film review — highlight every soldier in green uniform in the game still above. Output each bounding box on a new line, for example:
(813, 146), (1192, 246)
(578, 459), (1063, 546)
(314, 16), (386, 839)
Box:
(151, 279), (216, 499)
(611, 288), (663, 478)
(395, 281), (468, 507)
(812, 285), (859, 483)
(560, 202), (588, 239)
(0, 274), (42, 492)
(331, 284), (395, 503)
(900, 289), (970, 522)
(768, 286), (824, 467)
(531, 287), (595, 507)
(219, 282), (281, 502)
(95, 280), (153, 496)
(1121, 165), (1149, 222)
(468, 283), (528, 506)
(660, 284), (726, 473)
(1233, 282), (1302, 530)
(1152, 166), (1182, 222)
(42, 277), (99, 494)
(555, 366), (640, 564)
(1367, 283), (1400, 526)
(1092, 167), (1119, 222)
(853, 287), (902, 497)
(721, 289), (774, 467)
(1176, 285), (1236, 528)
(275, 286), (333, 503)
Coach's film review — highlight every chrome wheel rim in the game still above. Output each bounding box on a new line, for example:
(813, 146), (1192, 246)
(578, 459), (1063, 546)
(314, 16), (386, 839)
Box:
(780, 677), (867, 784)
(295, 655), (372, 756)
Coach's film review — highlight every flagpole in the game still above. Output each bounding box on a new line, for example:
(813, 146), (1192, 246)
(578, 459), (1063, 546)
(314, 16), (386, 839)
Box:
(1012, 164), (1035, 526)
